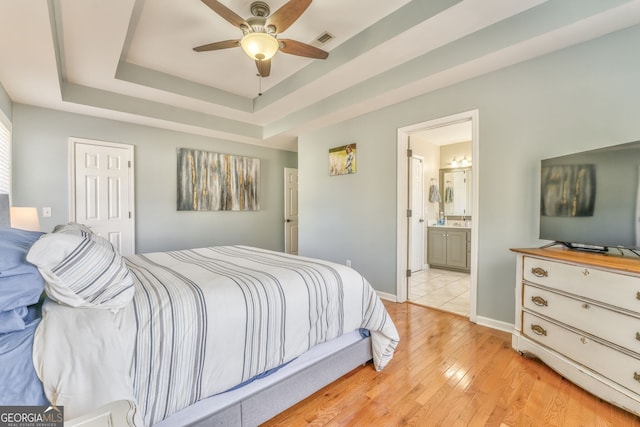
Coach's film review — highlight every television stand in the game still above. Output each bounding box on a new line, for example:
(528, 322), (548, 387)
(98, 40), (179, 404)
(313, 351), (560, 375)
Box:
(539, 241), (565, 249)
(539, 240), (607, 252)
(561, 241), (608, 252)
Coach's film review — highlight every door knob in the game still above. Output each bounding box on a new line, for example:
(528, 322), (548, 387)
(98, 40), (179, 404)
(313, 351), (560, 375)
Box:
(285, 219), (292, 223)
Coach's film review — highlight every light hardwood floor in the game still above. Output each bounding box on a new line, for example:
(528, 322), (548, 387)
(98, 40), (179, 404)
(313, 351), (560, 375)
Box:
(262, 301), (640, 426)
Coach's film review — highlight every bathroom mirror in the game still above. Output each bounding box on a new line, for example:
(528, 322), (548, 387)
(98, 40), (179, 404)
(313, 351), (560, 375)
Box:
(440, 167), (472, 217)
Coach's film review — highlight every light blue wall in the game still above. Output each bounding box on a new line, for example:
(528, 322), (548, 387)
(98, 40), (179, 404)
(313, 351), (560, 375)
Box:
(11, 104), (297, 253)
(298, 25), (640, 323)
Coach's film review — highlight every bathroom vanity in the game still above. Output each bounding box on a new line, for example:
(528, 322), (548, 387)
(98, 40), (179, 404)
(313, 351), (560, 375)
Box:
(427, 225), (471, 272)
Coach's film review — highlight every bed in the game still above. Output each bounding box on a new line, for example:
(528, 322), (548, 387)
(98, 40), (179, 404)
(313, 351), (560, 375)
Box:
(0, 213), (399, 426)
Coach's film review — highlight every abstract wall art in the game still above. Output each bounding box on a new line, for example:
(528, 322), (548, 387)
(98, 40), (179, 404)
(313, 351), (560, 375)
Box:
(177, 148), (260, 211)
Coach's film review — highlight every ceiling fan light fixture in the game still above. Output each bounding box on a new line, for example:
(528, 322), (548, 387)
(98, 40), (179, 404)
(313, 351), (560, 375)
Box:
(240, 32), (279, 61)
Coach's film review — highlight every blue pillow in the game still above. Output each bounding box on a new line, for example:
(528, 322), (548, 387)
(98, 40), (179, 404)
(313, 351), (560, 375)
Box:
(0, 315), (48, 405)
(0, 227), (44, 273)
(0, 227), (45, 314)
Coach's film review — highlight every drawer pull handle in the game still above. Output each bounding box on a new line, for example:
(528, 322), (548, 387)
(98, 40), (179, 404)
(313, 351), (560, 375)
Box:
(531, 296), (548, 307)
(635, 372), (640, 383)
(637, 291), (640, 301)
(531, 324), (547, 336)
(580, 337), (588, 344)
(582, 269), (590, 276)
(582, 303), (590, 309)
(636, 332), (640, 342)
(531, 267), (548, 278)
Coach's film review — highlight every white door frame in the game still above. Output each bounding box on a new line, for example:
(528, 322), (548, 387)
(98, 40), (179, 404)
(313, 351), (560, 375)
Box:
(396, 110), (479, 323)
(68, 137), (136, 254)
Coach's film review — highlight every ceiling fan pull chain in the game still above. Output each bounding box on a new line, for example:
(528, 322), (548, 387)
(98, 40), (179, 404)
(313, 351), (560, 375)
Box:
(258, 71), (263, 96)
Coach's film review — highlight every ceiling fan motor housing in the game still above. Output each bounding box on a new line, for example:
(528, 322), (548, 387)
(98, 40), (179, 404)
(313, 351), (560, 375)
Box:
(244, 16), (273, 36)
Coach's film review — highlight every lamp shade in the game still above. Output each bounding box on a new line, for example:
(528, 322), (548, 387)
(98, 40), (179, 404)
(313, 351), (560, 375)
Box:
(240, 33), (279, 61)
(10, 207), (40, 231)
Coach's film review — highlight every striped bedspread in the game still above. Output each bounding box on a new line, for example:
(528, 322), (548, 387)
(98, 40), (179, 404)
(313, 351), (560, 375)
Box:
(124, 246), (399, 426)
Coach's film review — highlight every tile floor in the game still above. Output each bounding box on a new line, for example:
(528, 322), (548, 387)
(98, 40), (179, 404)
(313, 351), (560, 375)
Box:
(409, 267), (470, 317)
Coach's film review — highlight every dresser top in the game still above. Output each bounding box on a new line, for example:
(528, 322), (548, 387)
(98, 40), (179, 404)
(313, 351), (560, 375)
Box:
(511, 247), (640, 275)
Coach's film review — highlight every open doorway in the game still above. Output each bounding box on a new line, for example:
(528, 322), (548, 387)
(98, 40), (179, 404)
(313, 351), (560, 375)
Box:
(396, 110), (479, 322)
(409, 128), (471, 316)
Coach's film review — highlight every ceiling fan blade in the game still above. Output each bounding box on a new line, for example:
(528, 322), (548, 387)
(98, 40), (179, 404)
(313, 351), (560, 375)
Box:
(193, 39), (240, 52)
(201, 0), (250, 29)
(279, 39), (328, 59)
(255, 59), (271, 77)
(267, 0), (311, 33)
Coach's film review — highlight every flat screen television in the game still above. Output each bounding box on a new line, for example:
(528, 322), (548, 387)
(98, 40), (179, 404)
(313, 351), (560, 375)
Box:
(539, 140), (640, 252)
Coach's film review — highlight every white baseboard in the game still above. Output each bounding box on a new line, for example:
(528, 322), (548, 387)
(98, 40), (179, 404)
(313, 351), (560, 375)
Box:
(377, 291), (398, 302)
(375, 292), (515, 335)
(475, 315), (514, 334)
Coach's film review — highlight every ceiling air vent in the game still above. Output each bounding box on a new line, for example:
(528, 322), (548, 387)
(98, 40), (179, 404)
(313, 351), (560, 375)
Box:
(315, 31), (334, 45)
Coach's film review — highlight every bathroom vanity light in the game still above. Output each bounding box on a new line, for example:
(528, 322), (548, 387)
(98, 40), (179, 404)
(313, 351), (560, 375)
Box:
(451, 155), (471, 167)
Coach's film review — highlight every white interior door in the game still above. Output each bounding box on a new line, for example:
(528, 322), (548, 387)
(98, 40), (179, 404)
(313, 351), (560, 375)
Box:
(284, 168), (298, 255)
(410, 156), (425, 272)
(71, 138), (135, 255)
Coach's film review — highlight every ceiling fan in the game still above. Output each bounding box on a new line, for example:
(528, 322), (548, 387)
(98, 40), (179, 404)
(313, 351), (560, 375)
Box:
(193, 0), (329, 77)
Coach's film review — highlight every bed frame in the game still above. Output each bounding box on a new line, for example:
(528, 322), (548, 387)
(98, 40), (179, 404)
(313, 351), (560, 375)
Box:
(156, 335), (372, 426)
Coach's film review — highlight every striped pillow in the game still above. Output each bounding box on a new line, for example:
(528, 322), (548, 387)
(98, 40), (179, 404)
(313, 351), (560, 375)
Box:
(52, 222), (94, 237)
(26, 232), (134, 310)
(52, 223), (114, 249)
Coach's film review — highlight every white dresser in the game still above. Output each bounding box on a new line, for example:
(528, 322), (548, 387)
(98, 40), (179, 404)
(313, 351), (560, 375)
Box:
(512, 247), (640, 416)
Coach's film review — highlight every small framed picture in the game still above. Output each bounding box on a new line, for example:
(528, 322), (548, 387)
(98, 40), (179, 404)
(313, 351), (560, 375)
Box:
(329, 143), (356, 176)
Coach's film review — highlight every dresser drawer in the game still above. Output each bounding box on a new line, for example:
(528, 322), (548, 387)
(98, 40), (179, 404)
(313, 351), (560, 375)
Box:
(523, 256), (640, 312)
(523, 284), (640, 355)
(523, 312), (640, 396)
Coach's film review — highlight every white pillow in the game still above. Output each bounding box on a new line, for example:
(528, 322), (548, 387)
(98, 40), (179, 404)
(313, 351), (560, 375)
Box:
(26, 232), (134, 309)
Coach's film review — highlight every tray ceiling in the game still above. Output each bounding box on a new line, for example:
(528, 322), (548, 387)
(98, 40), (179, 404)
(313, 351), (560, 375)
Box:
(1, 0), (639, 151)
